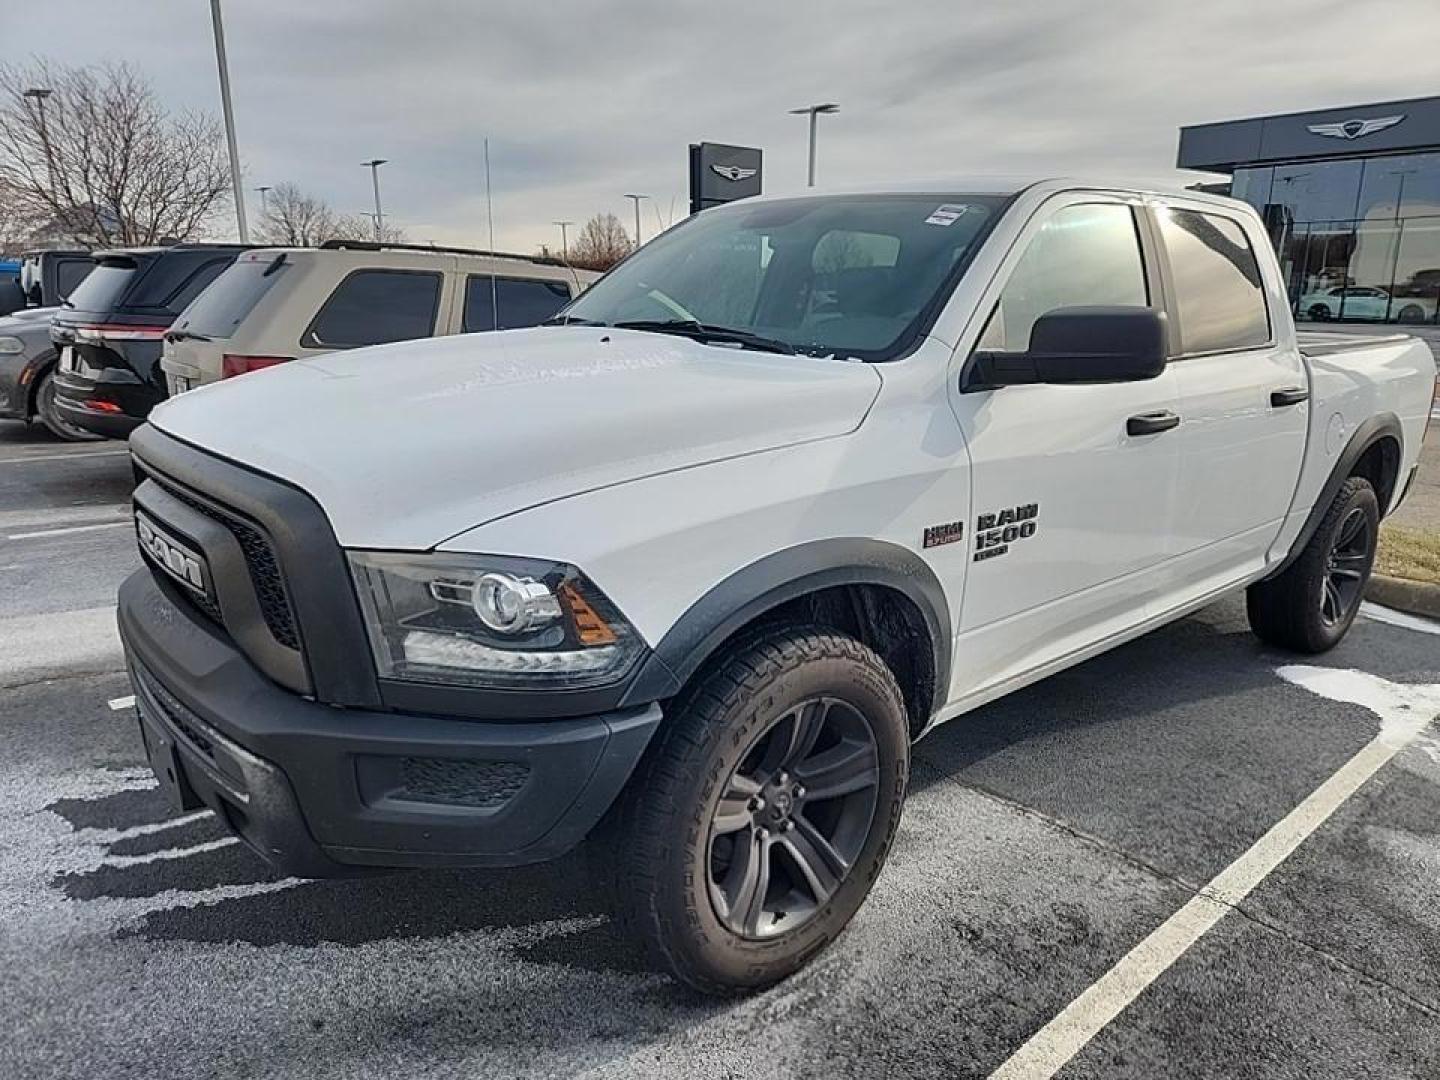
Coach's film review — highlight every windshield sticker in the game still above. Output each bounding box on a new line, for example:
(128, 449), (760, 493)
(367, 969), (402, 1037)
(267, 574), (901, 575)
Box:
(925, 204), (970, 226)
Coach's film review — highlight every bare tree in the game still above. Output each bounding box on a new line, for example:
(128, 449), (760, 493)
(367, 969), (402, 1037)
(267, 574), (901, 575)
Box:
(569, 212), (631, 271)
(0, 60), (231, 247)
(257, 183), (405, 247)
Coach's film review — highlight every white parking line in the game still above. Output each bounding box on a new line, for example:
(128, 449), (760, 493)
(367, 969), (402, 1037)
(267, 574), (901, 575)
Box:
(989, 666), (1440, 1080)
(0, 450), (129, 466)
(98, 835), (241, 869)
(6, 521), (130, 541)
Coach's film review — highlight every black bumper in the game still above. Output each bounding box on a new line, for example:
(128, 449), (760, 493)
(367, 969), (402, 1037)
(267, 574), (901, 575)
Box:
(118, 569), (662, 877)
(53, 366), (157, 438)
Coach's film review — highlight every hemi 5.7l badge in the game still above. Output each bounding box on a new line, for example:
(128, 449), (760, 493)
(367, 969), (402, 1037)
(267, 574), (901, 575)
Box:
(923, 521), (965, 549)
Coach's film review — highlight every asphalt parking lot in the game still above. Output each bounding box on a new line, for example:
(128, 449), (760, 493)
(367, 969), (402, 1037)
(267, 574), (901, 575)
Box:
(2, 423), (1439, 1080)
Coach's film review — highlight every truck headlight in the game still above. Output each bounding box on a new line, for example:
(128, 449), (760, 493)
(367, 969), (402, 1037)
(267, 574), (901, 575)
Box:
(349, 552), (645, 690)
(0, 336), (24, 354)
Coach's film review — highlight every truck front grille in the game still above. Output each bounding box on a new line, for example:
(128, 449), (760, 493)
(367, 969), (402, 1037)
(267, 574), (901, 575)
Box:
(151, 475), (301, 651)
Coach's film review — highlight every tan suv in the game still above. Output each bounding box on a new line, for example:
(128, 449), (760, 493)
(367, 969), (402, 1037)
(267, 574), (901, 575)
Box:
(160, 241), (598, 393)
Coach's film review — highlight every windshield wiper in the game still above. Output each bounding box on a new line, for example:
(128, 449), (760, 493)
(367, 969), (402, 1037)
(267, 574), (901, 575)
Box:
(542, 314), (606, 327)
(611, 319), (796, 355)
(164, 329), (211, 343)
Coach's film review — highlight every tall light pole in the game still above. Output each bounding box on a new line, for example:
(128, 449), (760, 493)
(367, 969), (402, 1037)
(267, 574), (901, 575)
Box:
(209, 0), (248, 242)
(362, 159), (387, 241)
(788, 102), (839, 187)
(553, 220), (573, 263)
(255, 185), (272, 214)
(22, 88), (53, 190)
(623, 194), (648, 249)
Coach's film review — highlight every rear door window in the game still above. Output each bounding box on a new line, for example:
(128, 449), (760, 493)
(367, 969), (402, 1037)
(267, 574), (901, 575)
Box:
(303, 269), (443, 348)
(462, 276), (573, 332)
(1156, 207), (1271, 354)
(174, 257), (287, 339)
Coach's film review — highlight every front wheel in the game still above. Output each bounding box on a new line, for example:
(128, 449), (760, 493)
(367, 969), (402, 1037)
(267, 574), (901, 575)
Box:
(34, 370), (101, 442)
(617, 626), (909, 994)
(1247, 476), (1379, 653)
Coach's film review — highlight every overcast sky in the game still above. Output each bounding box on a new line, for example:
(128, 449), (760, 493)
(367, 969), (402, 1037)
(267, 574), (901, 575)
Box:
(12, 0), (1440, 252)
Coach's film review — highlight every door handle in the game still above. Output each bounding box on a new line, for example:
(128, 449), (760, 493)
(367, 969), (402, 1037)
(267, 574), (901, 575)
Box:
(1270, 386), (1310, 407)
(1126, 411), (1181, 437)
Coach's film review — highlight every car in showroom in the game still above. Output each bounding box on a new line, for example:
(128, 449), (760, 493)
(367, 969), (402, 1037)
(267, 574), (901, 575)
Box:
(159, 241), (597, 394)
(1298, 283), (1436, 323)
(117, 179), (1436, 994)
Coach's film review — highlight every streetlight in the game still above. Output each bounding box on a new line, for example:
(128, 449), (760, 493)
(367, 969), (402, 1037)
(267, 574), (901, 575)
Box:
(553, 220), (573, 263)
(22, 88), (53, 189)
(255, 185), (272, 213)
(623, 194), (648, 249)
(788, 102), (838, 187)
(209, 0), (248, 242)
(362, 159), (387, 241)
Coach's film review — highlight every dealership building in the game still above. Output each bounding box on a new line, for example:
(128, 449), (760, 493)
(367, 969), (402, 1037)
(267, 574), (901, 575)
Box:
(1178, 95), (1440, 326)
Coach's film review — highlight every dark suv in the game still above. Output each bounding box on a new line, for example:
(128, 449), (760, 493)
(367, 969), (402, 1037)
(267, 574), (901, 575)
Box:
(51, 244), (251, 438)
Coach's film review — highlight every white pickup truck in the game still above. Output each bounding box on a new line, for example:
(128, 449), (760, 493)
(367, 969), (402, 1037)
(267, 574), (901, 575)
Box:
(118, 178), (1436, 994)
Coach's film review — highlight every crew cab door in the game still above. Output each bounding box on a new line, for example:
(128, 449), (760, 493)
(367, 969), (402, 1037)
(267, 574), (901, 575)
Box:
(1146, 199), (1308, 591)
(946, 194), (1180, 695)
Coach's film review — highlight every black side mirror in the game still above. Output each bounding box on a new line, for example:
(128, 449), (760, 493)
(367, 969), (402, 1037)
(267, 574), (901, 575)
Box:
(963, 306), (1167, 392)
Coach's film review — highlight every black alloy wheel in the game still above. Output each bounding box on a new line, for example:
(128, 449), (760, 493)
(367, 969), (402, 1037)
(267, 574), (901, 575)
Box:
(707, 696), (880, 939)
(1320, 505), (1372, 627)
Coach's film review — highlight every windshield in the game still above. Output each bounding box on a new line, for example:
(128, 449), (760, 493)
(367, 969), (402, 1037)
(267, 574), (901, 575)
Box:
(562, 193), (1009, 360)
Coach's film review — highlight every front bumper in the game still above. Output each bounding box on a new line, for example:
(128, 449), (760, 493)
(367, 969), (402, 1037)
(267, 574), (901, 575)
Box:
(53, 366), (158, 438)
(119, 569), (662, 877)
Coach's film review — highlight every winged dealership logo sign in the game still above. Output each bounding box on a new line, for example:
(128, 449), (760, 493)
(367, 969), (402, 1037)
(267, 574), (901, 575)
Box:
(710, 164), (758, 182)
(1306, 115), (1405, 140)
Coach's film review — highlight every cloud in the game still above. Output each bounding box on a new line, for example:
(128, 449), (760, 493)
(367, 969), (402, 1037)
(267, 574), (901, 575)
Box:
(12, 0), (1439, 251)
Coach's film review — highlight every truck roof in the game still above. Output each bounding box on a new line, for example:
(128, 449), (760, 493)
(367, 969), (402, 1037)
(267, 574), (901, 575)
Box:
(739, 175), (1249, 210)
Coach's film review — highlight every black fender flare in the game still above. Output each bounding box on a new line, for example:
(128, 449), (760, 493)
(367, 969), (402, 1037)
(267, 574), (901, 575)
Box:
(618, 538), (952, 710)
(1267, 411), (1403, 578)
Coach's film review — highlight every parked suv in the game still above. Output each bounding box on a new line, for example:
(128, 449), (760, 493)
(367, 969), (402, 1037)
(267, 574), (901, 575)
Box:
(160, 241), (597, 393)
(50, 244), (251, 438)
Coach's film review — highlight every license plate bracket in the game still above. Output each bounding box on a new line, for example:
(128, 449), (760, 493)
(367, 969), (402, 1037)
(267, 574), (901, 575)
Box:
(137, 709), (202, 813)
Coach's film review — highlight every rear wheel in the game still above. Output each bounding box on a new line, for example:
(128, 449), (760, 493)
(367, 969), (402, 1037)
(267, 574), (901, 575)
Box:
(1307, 303), (1333, 321)
(1247, 476), (1378, 653)
(617, 626), (909, 994)
(34, 370), (101, 442)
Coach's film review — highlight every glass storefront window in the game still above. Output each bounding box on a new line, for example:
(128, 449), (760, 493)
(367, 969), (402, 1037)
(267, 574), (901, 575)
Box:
(1391, 217), (1440, 324)
(1237, 151), (1440, 325)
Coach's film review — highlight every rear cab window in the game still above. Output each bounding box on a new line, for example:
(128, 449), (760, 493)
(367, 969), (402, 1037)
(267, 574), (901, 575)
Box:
(1155, 207), (1271, 354)
(303, 269), (443, 349)
(462, 275), (572, 332)
(173, 255), (288, 339)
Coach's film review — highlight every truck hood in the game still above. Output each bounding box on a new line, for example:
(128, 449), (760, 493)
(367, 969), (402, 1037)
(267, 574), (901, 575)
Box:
(149, 327), (883, 549)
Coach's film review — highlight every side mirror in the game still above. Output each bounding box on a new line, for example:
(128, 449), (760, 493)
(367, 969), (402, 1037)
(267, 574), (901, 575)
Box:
(963, 306), (1167, 392)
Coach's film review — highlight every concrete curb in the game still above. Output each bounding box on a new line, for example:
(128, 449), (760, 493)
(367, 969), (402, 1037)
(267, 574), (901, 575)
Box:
(1365, 574), (1440, 621)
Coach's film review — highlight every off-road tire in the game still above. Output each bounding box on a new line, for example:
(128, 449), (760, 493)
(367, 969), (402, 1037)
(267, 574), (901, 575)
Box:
(1247, 475), (1379, 653)
(616, 625), (909, 995)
